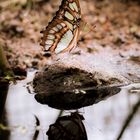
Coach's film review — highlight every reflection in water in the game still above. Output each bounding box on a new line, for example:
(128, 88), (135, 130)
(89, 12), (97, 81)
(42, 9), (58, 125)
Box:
(6, 70), (60, 140)
(5, 70), (140, 140)
(0, 110), (10, 140)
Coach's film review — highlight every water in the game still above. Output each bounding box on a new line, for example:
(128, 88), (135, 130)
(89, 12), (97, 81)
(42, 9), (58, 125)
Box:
(5, 70), (140, 140)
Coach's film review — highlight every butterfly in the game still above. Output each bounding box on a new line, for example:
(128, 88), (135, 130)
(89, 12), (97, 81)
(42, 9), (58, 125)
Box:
(40, 0), (82, 55)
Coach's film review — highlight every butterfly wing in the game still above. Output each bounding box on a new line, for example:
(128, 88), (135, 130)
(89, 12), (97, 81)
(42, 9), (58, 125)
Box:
(40, 0), (81, 54)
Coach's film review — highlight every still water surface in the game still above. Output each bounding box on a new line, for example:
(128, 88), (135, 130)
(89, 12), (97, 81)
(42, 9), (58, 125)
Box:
(5, 70), (140, 140)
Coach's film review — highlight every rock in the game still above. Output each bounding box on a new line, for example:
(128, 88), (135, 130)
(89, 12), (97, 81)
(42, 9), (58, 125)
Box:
(33, 48), (140, 110)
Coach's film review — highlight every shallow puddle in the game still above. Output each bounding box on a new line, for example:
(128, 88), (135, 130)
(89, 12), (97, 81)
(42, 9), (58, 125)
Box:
(4, 70), (140, 140)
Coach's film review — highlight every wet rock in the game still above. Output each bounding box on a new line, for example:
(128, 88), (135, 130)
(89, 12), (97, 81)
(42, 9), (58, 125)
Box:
(33, 49), (138, 110)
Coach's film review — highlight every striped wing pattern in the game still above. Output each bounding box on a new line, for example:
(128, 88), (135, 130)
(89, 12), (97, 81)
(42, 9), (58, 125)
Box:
(40, 0), (81, 54)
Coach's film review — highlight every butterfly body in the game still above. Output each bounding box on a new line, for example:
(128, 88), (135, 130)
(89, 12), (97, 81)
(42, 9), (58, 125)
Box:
(40, 0), (81, 54)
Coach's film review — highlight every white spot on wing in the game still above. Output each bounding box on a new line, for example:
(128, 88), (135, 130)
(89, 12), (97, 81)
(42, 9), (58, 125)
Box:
(47, 35), (55, 40)
(72, 2), (78, 12)
(61, 22), (65, 27)
(45, 44), (51, 50)
(57, 24), (62, 30)
(53, 27), (59, 32)
(45, 40), (53, 45)
(65, 21), (73, 30)
(49, 30), (55, 34)
(65, 11), (74, 20)
(55, 30), (73, 53)
(69, 3), (75, 11)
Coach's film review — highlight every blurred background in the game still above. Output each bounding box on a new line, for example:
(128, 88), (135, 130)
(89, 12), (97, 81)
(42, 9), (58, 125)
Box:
(0, 0), (140, 140)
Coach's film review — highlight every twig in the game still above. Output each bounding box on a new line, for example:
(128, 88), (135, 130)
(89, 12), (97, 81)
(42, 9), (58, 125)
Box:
(0, 45), (14, 121)
(33, 115), (40, 140)
(116, 96), (140, 140)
